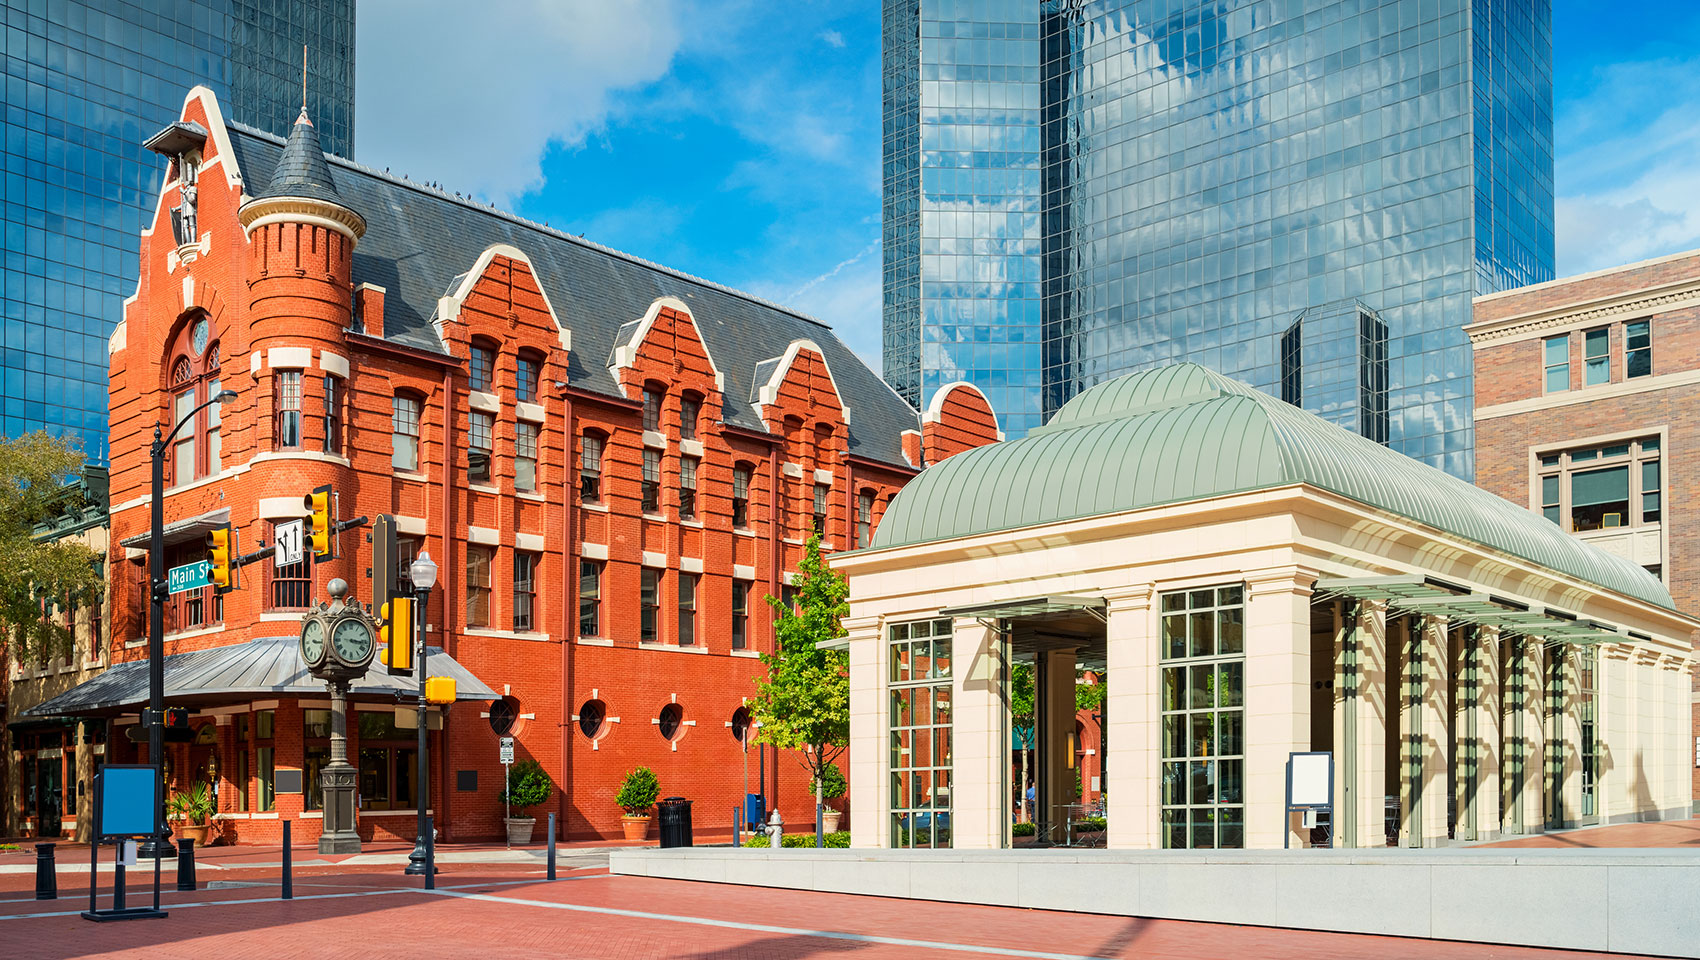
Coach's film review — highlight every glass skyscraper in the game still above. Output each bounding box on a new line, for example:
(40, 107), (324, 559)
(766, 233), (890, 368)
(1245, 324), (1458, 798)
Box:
(2, 0), (355, 462)
(883, 0), (1553, 476)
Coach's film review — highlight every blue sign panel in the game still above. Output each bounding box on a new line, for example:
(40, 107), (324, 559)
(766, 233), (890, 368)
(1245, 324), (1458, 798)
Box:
(96, 766), (160, 839)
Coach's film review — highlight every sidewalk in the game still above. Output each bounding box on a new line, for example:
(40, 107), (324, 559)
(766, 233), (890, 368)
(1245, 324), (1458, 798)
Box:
(1476, 816), (1700, 848)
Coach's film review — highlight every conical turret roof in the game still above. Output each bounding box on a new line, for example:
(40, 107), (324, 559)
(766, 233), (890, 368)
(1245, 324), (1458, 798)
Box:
(257, 108), (345, 206)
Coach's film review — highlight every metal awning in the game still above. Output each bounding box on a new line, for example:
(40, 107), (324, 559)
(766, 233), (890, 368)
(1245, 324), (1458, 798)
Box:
(24, 634), (500, 718)
(938, 595), (1108, 624)
(1314, 574), (1641, 647)
(118, 508), (230, 549)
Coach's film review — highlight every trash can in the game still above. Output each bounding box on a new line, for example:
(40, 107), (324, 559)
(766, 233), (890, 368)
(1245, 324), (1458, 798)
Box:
(657, 796), (693, 848)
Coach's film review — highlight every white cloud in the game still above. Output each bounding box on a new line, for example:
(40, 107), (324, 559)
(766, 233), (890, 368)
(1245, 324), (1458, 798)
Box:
(1555, 57), (1700, 274)
(819, 29), (846, 48)
(355, 0), (682, 204)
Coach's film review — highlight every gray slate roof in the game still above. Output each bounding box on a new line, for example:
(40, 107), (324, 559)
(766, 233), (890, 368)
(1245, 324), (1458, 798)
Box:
(254, 111), (344, 205)
(25, 634), (498, 717)
(223, 123), (919, 467)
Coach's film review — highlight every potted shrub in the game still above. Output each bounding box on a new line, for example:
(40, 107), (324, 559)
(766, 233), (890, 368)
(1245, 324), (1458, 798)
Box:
(616, 766), (660, 842)
(167, 781), (214, 847)
(498, 759), (554, 845)
(811, 764), (848, 834)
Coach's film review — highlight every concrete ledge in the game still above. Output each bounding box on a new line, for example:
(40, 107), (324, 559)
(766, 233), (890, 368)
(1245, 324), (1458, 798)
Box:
(609, 847), (1700, 957)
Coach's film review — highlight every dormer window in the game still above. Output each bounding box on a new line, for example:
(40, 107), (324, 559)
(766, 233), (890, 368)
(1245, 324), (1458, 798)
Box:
(516, 351), (542, 403)
(470, 341), (496, 392)
(642, 385), (664, 433)
(680, 394), (701, 441)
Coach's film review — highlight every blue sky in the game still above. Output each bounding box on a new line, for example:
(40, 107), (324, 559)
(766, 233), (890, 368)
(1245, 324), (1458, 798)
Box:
(357, 2), (1700, 370)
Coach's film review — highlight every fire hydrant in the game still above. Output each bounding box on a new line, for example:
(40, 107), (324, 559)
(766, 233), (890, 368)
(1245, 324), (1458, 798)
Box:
(766, 810), (783, 848)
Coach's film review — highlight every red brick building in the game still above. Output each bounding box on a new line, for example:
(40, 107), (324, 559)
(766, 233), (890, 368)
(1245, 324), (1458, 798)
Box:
(72, 87), (999, 844)
(1469, 247), (1700, 811)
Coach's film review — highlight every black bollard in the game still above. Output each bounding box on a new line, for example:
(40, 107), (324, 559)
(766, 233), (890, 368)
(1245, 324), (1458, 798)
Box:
(546, 813), (556, 881)
(175, 837), (196, 891)
(423, 815), (435, 890)
(281, 821), (293, 900)
(34, 843), (57, 900)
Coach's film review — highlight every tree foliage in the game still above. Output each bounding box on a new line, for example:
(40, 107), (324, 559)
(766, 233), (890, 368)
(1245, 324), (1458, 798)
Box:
(751, 534), (850, 799)
(0, 433), (103, 664)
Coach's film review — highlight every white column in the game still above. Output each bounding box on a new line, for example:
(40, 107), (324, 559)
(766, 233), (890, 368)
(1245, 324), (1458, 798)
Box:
(1475, 626), (1503, 839)
(1243, 567), (1315, 849)
(844, 615), (885, 848)
(1418, 616), (1451, 844)
(1332, 598), (1387, 848)
(1104, 587), (1155, 849)
(1601, 646), (1638, 823)
(950, 618), (1006, 849)
(1521, 641), (1548, 833)
(1561, 647), (1584, 827)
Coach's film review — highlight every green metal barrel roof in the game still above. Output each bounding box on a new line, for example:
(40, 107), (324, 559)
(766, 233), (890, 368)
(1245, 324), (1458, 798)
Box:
(871, 364), (1674, 610)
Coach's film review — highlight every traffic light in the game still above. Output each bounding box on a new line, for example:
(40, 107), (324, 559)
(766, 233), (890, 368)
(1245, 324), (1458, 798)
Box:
(207, 523), (233, 593)
(304, 484), (333, 560)
(424, 676), (457, 705)
(380, 596), (413, 675)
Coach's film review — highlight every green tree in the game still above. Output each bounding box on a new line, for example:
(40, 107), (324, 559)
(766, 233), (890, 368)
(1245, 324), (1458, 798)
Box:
(1010, 663), (1034, 822)
(751, 534), (849, 838)
(0, 433), (104, 664)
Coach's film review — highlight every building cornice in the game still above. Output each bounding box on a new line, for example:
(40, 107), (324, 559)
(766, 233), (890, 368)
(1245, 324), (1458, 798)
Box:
(237, 194), (366, 241)
(1466, 276), (1700, 347)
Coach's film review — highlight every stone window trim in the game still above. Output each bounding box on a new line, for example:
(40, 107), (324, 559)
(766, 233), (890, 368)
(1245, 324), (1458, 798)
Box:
(1531, 432), (1664, 534)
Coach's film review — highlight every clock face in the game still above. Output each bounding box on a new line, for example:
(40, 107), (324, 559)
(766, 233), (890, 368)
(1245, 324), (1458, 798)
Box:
(332, 617), (374, 665)
(191, 318), (209, 355)
(300, 619), (325, 666)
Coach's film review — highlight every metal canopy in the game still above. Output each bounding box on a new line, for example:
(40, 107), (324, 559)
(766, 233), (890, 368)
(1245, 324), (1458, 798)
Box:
(24, 634), (500, 718)
(1314, 574), (1638, 647)
(937, 595), (1108, 624)
(117, 508), (230, 549)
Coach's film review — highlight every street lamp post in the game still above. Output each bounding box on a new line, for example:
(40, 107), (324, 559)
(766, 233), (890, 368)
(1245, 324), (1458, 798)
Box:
(140, 388), (236, 859)
(404, 551), (438, 876)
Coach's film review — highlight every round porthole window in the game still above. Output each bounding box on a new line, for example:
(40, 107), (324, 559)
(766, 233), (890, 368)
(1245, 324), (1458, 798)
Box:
(657, 703), (684, 741)
(578, 699), (606, 740)
(487, 697), (517, 736)
(730, 706), (751, 744)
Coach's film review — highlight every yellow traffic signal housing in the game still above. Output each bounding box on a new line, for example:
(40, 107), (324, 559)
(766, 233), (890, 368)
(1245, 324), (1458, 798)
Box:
(304, 484), (333, 559)
(380, 597), (414, 675)
(424, 676), (457, 705)
(207, 524), (233, 593)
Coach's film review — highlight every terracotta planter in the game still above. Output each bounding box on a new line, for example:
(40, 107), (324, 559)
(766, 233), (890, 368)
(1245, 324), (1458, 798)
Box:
(620, 814), (652, 843)
(505, 817), (536, 846)
(821, 809), (842, 834)
(172, 823), (211, 847)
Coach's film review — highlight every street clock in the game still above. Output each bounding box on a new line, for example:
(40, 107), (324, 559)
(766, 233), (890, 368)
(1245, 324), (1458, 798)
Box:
(300, 578), (378, 681)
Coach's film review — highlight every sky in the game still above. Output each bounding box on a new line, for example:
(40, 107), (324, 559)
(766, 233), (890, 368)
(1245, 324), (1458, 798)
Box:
(354, 1), (1700, 371)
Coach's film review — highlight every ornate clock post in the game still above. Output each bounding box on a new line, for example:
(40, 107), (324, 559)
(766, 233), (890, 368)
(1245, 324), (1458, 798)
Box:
(300, 578), (378, 854)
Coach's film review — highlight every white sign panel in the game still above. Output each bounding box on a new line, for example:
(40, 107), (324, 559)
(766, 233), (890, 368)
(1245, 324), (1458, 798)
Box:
(275, 519), (304, 568)
(1287, 752), (1332, 807)
(499, 737), (514, 764)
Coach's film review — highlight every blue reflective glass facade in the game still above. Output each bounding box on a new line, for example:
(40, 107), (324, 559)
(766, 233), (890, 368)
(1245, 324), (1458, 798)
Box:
(883, 0), (1553, 474)
(2, 0), (354, 462)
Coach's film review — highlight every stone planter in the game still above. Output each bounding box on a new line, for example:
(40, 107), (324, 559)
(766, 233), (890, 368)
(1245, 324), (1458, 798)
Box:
(504, 817), (536, 846)
(620, 814), (652, 843)
(821, 809), (842, 834)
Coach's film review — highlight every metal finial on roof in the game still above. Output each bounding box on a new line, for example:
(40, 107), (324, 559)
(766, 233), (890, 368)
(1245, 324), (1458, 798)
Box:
(301, 44), (308, 115)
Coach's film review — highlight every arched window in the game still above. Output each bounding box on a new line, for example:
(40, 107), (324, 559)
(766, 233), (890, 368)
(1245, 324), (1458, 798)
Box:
(679, 391), (703, 441)
(580, 430), (606, 502)
(731, 461), (754, 528)
(515, 349), (543, 403)
(642, 381), (666, 433)
(392, 392), (422, 471)
(469, 338), (498, 392)
(857, 488), (876, 549)
(164, 314), (223, 486)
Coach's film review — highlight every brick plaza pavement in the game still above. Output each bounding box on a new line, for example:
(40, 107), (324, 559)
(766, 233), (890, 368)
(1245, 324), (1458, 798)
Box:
(0, 851), (1665, 960)
(1478, 817), (1700, 849)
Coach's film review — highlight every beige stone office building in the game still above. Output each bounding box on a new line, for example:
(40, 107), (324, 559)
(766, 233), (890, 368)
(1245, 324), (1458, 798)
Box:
(832, 365), (1696, 850)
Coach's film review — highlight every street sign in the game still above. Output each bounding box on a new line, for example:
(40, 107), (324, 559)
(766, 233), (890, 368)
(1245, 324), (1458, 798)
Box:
(167, 560), (211, 594)
(499, 737), (514, 764)
(275, 519), (305, 568)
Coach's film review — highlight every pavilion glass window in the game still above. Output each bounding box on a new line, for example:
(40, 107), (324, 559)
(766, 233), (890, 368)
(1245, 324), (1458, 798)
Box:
(466, 546), (493, 628)
(640, 568), (662, 642)
(1626, 320), (1652, 379)
(392, 394), (421, 471)
(1537, 437), (1661, 532)
(468, 411), (493, 484)
(515, 420), (539, 492)
(641, 449), (661, 514)
(1579, 649), (1599, 821)
(1159, 585), (1245, 849)
(731, 580), (749, 650)
(889, 617), (952, 849)
(678, 572), (698, 646)
(578, 560), (602, 637)
(516, 351), (541, 402)
(513, 551), (537, 632)
(470, 343), (496, 392)
(732, 464), (752, 527)
(322, 375), (342, 455)
(1543, 336), (1568, 393)
(580, 434), (604, 502)
(678, 456), (698, 520)
(275, 370), (302, 449)
(680, 395), (700, 441)
(1584, 328), (1610, 386)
